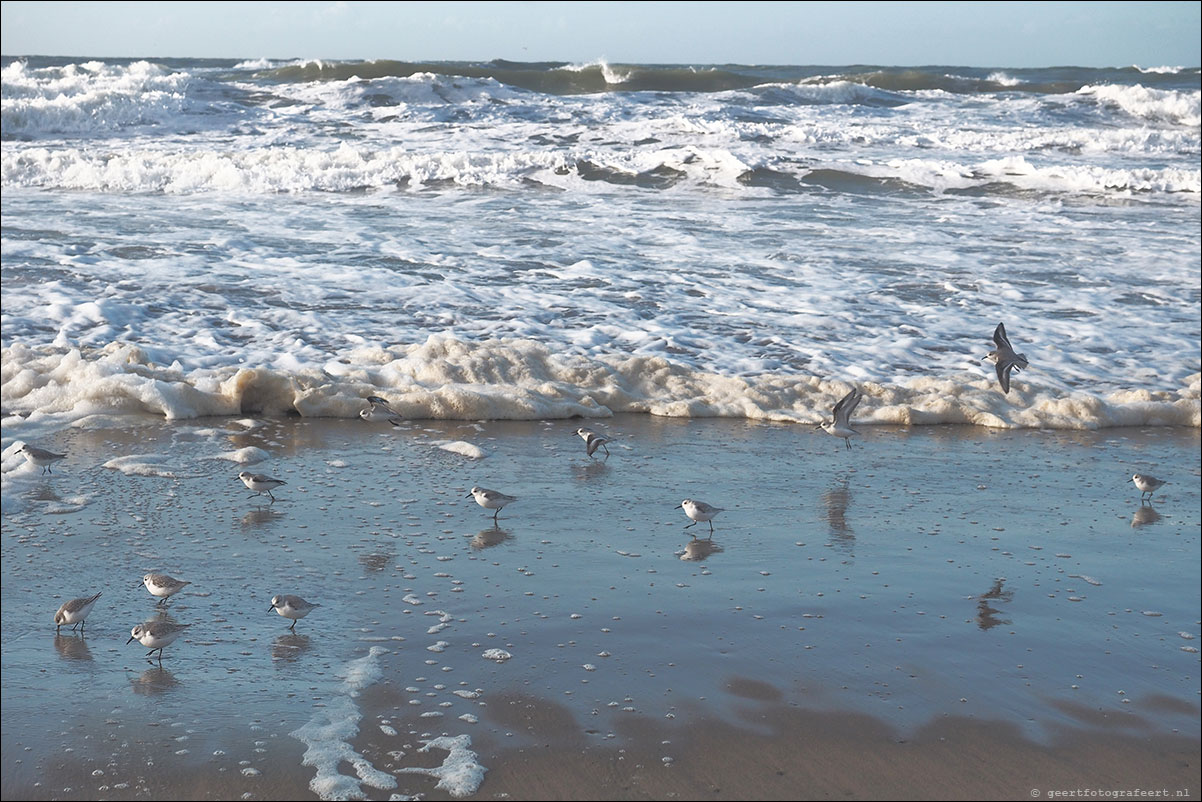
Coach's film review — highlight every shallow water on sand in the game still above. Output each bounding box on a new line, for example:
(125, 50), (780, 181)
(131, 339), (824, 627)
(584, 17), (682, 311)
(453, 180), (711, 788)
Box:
(1, 414), (1198, 799)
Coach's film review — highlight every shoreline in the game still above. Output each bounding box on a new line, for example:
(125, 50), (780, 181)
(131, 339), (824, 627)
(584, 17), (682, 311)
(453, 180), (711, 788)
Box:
(6, 686), (1197, 801)
(2, 415), (1198, 800)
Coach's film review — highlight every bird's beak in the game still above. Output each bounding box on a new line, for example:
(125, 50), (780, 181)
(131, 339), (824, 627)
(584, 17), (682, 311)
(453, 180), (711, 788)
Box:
(126, 635), (135, 645)
(267, 605), (275, 613)
(465, 492), (473, 499)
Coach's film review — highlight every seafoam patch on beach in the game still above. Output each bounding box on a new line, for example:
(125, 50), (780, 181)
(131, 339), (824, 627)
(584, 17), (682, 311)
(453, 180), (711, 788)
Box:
(395, 735), (486, 798)
(209, 446), (270, 464)
(434, 440), (489, 460)
(291, 646), (396, 801)
(101, 453), (191, 478)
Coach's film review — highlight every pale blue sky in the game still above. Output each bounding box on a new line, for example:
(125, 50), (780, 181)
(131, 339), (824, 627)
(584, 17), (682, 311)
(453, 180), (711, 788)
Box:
(2, 1), (1199, 67)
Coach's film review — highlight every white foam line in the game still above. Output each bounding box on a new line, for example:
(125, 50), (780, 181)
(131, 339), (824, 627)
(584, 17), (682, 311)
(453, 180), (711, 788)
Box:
(291, 646), (395, 801)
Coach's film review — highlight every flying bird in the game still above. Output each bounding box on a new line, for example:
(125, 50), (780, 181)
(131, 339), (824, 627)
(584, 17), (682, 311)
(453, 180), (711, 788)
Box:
(817, 388), (864, 450)
(984, 322), (1029, 394)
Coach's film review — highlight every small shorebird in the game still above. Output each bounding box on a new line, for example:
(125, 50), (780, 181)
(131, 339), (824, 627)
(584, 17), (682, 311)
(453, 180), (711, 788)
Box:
(817, 388), (863, 450)
(127, 620), (190, 661)
(20, 444), (66, 474)
(361, 396), (403, 425)
(574, 427), (611, 458)
(269, 594), (320, 631)
(141, 572), (190, 604)
(677, 498), (724, 536)
(238, 470), (286, 502)
(984, 322), (1029, 395)
(54, 592), (102, 634)
(467, 486), (517, 522)
(1132, 473), (1167, 503)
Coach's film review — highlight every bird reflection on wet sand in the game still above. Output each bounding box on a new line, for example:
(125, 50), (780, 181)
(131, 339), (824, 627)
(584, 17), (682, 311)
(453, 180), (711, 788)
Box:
(240, 506), (285, 529)
(572, 460), (609, 481)
(53, 633), (93, 661)
(680, 538), (724, 561)
(822, 478), (855, 556)
(130, 666), (179, 695)
(974, 578), (1014, 631)
(471, 526), (513, 550)
(1131, 505), (1161, 528)
(271, 633), (312, 663)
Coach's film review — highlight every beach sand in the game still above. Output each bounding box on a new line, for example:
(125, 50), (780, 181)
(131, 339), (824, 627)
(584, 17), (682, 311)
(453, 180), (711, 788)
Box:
(2, 413), (1198, 799)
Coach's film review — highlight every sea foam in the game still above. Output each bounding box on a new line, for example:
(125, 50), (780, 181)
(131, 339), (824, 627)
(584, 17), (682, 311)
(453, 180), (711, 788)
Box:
(4, 337), (1192, 430)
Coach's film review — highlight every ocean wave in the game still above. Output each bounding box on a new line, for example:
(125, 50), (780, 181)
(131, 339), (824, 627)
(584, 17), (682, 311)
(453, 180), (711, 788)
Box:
(794, 157), (1201, 196)
(5, 142), (1196, 196)
(1, 59), (191, 137)
(258, 58), (762, 95)
(1133, 65), (1187, 74)
(2, 339), (1196, 430)
(805, 69), (1079, 95)
(751, 80), (912, 107)
(1076, 83), (1201, 127)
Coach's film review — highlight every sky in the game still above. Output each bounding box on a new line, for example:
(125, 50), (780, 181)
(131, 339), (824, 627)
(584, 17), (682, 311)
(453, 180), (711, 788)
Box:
(1, 1), (1199, 68)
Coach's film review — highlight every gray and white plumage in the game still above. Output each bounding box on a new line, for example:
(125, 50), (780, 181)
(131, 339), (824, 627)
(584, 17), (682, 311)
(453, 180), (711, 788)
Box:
(574, 427), (611, 458)
(817, 388), (863, 450)
(238, 470), (286, 502)
(54, 591), (101, 633)
(361, 396), (403, 425)
(467, 486), (517, 522)
(677, 498), (724, 535)
(1132, 473), (1167, 502)
(20, 444), (66, 474)
(127, 620), (190, 660)
(142, 572), (190, 603)
(984, 322), (1029, 395)
(269, 594), (320, 631)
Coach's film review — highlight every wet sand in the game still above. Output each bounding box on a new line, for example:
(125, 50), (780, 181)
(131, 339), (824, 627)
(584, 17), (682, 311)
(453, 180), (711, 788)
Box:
(2, 414), (1198, 799)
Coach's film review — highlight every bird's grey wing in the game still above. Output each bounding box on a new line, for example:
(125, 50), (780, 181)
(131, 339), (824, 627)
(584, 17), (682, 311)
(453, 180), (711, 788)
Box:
(996, 359), (1013, 394)
(833, 388), (860, 427)
(846, 389), (863, 419)
(993, 323), (1011, 351)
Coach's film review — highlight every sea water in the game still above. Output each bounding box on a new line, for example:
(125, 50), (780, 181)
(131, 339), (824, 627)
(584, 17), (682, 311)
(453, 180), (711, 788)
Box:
(2, 58), (1199, 430)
